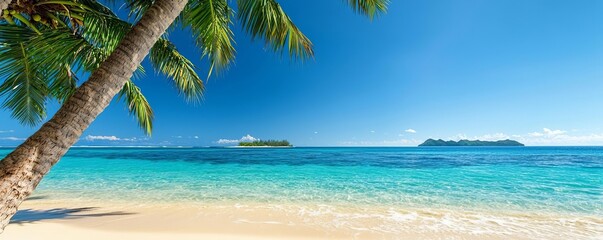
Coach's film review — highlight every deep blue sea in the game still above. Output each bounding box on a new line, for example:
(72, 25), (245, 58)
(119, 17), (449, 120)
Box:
(2, 146), (601, 238)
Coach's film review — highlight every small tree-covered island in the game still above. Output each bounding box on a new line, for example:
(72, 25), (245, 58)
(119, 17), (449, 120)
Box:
(419, 139), (524, 147)
(238, 140), (292, 147)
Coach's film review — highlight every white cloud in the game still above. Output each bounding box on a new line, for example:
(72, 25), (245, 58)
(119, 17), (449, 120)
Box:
(521, 133), (603, 146)
(477, 133), (510, 141)
(447, 134), (468, 141)
(445, 128), (603, 146)
(84, 135), (135, 141)
(529, 128), (566, 137)
(194, 136), (199, 139)
(405, 129), (417, 133)
(518, 128), (603, 146)
(0, 130), (14, 134)
(542, 128), (566, 136)
(216, 134), (260, 144)
(240, 134), (259, 142)
(370, 130), (375, 133)
(447, 133), (509, 141)
(217, 139), (239, 144)
(0, 137), (25, 141)
(314, 131), (318, 134)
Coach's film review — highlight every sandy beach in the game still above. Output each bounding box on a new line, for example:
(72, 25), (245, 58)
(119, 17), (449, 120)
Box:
(0, 0), (600, 238)
(2, 198), (391, 240)
(3, 196), (601, 240)
(1, 146), (601, 240)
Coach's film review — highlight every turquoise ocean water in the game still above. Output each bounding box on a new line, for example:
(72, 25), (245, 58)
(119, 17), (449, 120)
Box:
(2, 146), (601, 237)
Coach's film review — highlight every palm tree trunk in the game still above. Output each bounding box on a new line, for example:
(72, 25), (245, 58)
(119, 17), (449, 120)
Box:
(0, 0), (188, 231)
(0, 0), (11, 14)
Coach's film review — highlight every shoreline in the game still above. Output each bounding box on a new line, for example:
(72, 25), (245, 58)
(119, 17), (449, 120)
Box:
(4, 196), (601, 240)
(3, 147), (601, 239)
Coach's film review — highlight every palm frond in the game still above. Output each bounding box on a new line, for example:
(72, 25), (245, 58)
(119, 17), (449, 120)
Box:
(0, 26), (49, 125)
(82, 11), (130, 52)
(27, 13), (146, 77)
(0, 23), (38, 43)
(28, 26), (104, 73)
(48, 64), (78, 102)
(0, 0), (197, 134)
(345, 0), (389, 19)
(26, 26), (103, 102)
(150, 38), (204, 102)
(123, 0), (154, 21)
(184, 0), (235, 73)
(118, 80), (154, 135)
(78, 0), (116, 16)
(237, 0), (313, 60)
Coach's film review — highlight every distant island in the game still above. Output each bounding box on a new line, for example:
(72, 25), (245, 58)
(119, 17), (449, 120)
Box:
(419, 139), (524, 147)
(238, 140), (292, 147)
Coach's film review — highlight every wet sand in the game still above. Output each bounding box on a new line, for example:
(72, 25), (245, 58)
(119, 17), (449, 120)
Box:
(2, 197), (600, 240)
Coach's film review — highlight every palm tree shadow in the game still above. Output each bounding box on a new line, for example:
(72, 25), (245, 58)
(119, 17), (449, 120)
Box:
(25, 195), (49, 201)
(10, 207), (135, 225)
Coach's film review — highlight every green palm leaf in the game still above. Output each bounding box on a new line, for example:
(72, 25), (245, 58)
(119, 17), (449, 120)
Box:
(0, 0), (388, 133)
(0, 26), (49, 125)
(345, 0), (389, 19)
(122, 0), (154, 21)
(150, 38), (204, 102)
(82, 12), (130, 54)
(27, 26), (152, 131)
(48, 64), (78, 103)
(184, 0), (235, 74)
(14, 12), (194, 132)
(28, 26), (101, 73)
(118, 80), (154, 135)
(27, 26), (105, 102)
(237, 0), (313, 60)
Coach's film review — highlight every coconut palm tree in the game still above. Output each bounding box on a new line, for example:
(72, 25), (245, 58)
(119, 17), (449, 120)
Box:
(1, 0), (202, 134)
(0, 0), (389, 231)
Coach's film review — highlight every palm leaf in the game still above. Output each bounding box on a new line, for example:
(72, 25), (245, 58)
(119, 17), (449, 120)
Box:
(0, 26), (49, 126)
(237, 0), (313, 60)
(345, 0), (389, 19)
(82, 12), (130, 53)
(28, 26), (153, 129)
(118, 80), (154, 135)
(48, 64), (78, 102)
(82, 12), (201, 103)
(150, 38), (204, 102)
(28, 26), (102, 73)
(123, 0), (154, 21)
(26, 26), (104, 102)
(184, 0), (235, 74)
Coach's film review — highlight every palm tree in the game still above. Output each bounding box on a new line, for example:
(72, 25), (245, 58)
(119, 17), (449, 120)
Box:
(1, 0), (202, 133)
(0, 0), (389, 231)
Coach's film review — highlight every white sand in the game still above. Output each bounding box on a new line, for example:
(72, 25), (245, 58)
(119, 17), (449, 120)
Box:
(4, 223), (321, 240)
(2, 198), (600, 239)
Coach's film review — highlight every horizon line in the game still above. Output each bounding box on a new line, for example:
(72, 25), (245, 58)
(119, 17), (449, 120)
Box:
(2, 145), (603, 149)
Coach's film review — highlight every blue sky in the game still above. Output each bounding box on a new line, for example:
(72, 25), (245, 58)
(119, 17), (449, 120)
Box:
(1, 0), (602, 146)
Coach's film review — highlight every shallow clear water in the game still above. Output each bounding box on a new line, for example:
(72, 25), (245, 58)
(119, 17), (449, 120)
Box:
(2, 146), (600, 216)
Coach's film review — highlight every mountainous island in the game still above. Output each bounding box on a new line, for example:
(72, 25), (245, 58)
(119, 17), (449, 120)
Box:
(238, 140), (292, 147)
(419, 139), (524, 147)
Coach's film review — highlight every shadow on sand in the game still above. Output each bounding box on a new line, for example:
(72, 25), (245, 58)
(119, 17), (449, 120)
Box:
(10, 207), (135, 225)
(24, 195), (49, 201)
